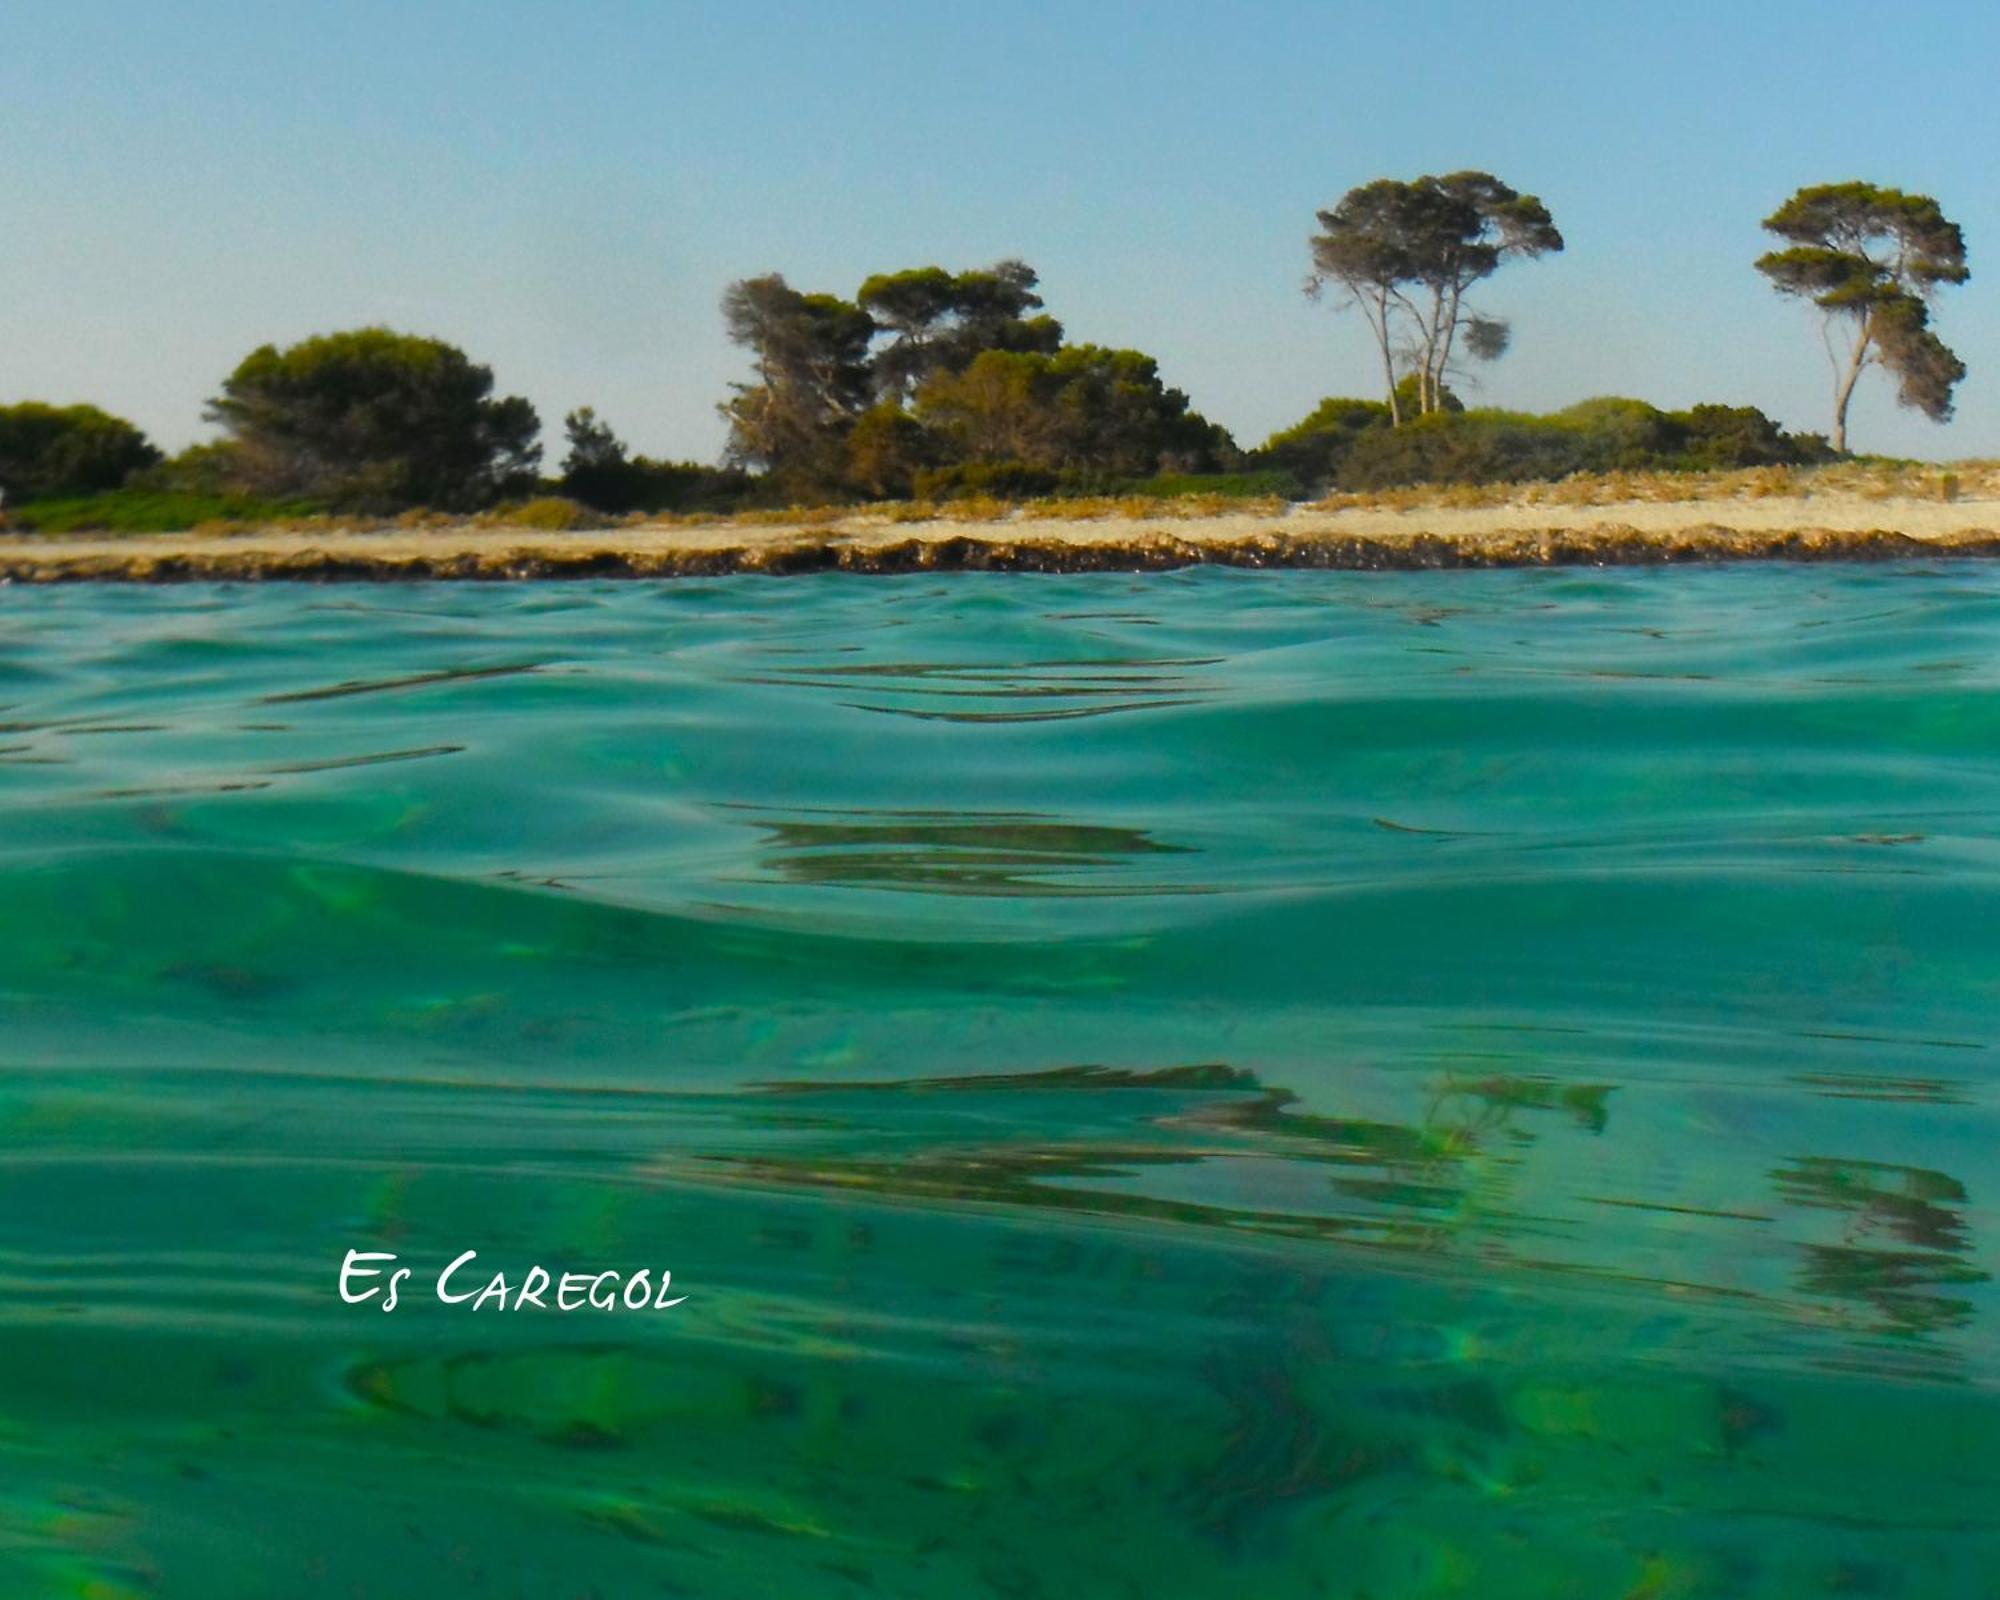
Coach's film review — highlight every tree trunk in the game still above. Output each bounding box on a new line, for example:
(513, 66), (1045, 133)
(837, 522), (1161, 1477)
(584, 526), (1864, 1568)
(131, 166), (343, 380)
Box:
(1375, 290), (1401, 426)
(1831, 314), (1873, 455)
(1421, 286), (1446, 414)
(1432, 282), (1464, 414)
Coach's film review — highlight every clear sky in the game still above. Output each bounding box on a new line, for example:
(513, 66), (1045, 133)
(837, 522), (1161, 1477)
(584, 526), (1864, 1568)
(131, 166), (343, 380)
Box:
(5, 1), (1996, 463)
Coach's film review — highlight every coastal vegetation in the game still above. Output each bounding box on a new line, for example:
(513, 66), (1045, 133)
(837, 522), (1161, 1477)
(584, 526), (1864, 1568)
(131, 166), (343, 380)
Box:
(0, 176), (1974, 532)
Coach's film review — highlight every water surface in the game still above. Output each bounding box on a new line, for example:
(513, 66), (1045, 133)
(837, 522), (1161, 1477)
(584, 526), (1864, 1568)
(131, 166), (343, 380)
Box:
(3, 567), (1997, 1596)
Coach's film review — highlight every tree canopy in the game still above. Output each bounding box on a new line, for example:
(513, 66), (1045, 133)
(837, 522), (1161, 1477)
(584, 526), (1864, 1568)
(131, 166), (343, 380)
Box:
(1755, 181), (1969, 452)
(1309, 172), (1562, 422)
(205, 328), (541, 509)
(561, 406), (626, 476)
(719, 275), (878, 490)
(0, 402), (160, 503)
(914, 345), (1227, 478)
(557, 406), (631, 507)
(857, 260), (1063, 398)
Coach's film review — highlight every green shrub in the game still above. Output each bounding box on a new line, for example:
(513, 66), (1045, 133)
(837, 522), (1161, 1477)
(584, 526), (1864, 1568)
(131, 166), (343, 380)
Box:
(1336, 409), (1590, 488)
(912, 460), (1062, 501)
(1671, 404), (1833, 469)
(842, 403), (941, 500)
(1330, 398), (1828, 490)
(139, 440), (249, 494)
(563, 456), (752, 515)
(0, 402), (161, 503)
(1120, 469), (1302, 500)
(8, 489), (311, 533)
(1552, 397), (1680, 465)
(485, 496), (603, 531)
(1257, 398), (1394, 489)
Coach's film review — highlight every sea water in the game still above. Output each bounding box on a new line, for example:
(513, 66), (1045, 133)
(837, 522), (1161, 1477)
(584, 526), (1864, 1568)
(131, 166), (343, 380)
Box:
(1, 566), (1996, 1597)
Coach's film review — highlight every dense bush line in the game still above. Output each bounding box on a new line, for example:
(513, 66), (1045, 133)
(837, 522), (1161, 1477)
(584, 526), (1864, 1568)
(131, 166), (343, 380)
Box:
(1258, 396), (1831, 493)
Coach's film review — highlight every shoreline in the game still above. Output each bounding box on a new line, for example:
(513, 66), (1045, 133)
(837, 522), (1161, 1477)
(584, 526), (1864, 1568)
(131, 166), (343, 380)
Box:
(6, 494), (2000, 581)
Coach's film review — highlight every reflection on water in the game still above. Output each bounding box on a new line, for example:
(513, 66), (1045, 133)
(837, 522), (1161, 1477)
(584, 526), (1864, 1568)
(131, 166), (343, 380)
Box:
(705, 1064), (1621, 1258)
(2, 568), (1999, 1597)
(259, 659), (546, 703)
(1775, 1157), (1988, 1339)
(741, 653), (1218, 722)
(745, 810), (1194, 895)
(707, 1061), (1988, 1364)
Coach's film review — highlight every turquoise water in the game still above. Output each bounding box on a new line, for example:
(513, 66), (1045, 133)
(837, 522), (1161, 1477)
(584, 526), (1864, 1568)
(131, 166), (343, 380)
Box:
(2, 567), (1997, 1597)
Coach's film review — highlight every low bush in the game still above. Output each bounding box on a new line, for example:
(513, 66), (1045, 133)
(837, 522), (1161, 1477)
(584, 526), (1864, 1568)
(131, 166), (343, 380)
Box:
(1255, 398), (1394, 490)
(937, 495), (1016, 522)
(7, 488), (313, 533)
(1270, 395), (1835, 491)
(912, 460), (1062, 501)
(1674, 404), (1833, 469)
(1257, 390), (1833, 494)
(1337, 409), (1598, 489)
(562, 457), (753, 516)
(912, 461), (1296, 504)
(481, 496), (605, 531)
(1119, 469), (1301, 500)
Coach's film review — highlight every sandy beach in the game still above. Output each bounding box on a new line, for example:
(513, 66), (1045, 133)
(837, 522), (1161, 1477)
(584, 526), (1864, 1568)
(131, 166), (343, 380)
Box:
(5, 488), (1999, 580)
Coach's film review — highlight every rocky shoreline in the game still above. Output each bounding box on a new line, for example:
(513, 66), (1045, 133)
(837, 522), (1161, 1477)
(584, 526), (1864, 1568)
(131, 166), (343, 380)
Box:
(5, 520), (2000, 582)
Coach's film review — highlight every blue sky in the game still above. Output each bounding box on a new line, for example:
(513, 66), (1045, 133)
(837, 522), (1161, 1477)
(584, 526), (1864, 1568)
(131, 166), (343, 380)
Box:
(5, 1), (1996, 462)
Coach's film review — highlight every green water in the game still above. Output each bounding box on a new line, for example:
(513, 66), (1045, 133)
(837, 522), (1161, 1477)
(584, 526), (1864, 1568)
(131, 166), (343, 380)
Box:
(2, 568), (1997, 1597)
